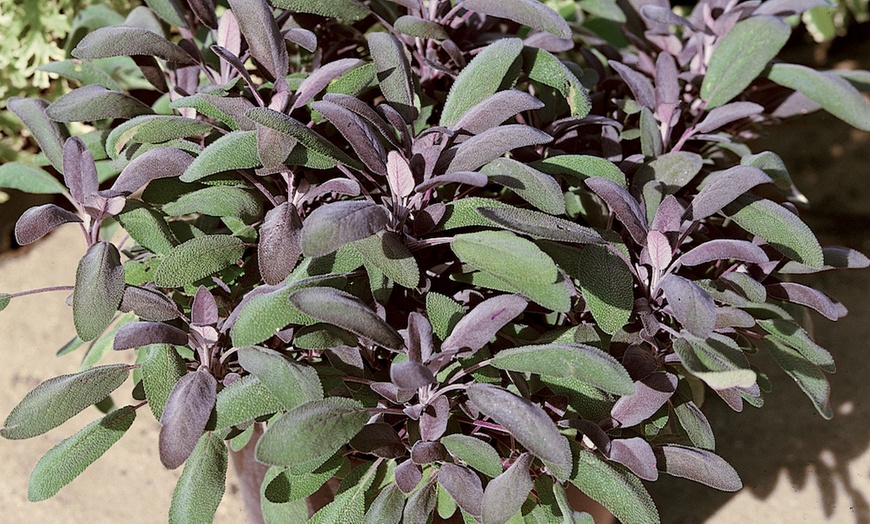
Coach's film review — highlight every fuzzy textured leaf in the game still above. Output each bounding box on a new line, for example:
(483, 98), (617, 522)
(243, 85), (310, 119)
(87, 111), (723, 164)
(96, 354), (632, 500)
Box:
(270, 0), (370, 20)
(762, 339), (832, 418)
(758, 319), (835, 372)
(301, 200), (389, 258)
(570, 447), (660, 524)
(610, 372), (677, 428)
(441, 293), (527, 354)
(480, 158), (566, 215)
(0, 163), (67, 194)
(73, 242), (126, 341)
(441, 435), (503, 478)
(443, 125), (552, 173)
(258, 202), (303, 285)
(453, 90), (544, 134)
(14, 204), (82, 246)
(154, 235), (245, 288)
(656, 444), (742, 491)
(7, 98), (69, 173)
(142, 345), (187, 421)
(689, 166), (772, 221)
(181, 130), (259, 182)
(227, 0), (288, 80)
(463, 0), (571, 38)
(576, 243), (634, 335)
(46, 85), (153, 122)
(524, 48), (591, 117)
(168, 432), (228, 524)
(237, 346), (323, 409)
(72, 26), (196, 64)
(368, 33), (418, 122)
(477, 206), (601, 244)
(159, 368), (217, 469)
(481, 453), (533, 524)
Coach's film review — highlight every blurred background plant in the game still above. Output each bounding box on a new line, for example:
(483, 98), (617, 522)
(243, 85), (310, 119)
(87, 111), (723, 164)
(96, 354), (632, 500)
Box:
(800, 0), (869, 43)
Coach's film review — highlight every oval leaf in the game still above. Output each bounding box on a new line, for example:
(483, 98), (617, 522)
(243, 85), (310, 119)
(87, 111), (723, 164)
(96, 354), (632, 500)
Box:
(46, 85), (154, 122)
(610, 372), (677, 428)
(159, 368), (218, 469)
(453, 89), (544, 134)
(14, 204), (82, 246)
(440, 435), (503, 478)
(368, 33), (418, 122)
(0, 162), (67, 194)
(480, 157), (565, 215)
(442, 294), (526, 353)
(481, 453), (534, 524)
(72, 26), (196, 64)
(73, 242), (126, 341)
(688, 166), (772, 221)
(656, 444), (742, 491)
(302, 200), (389, 258)
(168, 432), (228, 524)
(154, 235), (246, 288)
(7, 98), (70, 172)
(443, 124), (552, 173)
(237, 346), (323, 409)
(463, 0), (571, 38)
(438, 464), (483, 517)
(226, 0), (288, 80)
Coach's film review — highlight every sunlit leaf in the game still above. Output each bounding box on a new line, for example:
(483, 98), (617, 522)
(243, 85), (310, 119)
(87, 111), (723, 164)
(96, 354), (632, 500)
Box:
(301, 200), (389, 258)
(46, 85), (153, 122)
(656, 444), (742, 491)
(463, 0), (571, 38)
(237, 346), (323, 409)
(576, 243), (633, 335)
(154, 235), (246, 288)
(762, 339), (833, 419)
(14, 204), (82, 246)
(524, 48), (591, 117)
(168, 432), (228, 524)
(368, 33), (418, 122)
(443, 125), (552, 173)
(0, 163), (67, 194)
(74, 242), (126, 341)
(269, 0), (371, 21)
(159, 368), (217, 469)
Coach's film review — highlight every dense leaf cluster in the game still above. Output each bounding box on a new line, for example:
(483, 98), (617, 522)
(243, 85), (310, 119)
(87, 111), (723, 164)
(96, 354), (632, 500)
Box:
(2, 0), (869, 522)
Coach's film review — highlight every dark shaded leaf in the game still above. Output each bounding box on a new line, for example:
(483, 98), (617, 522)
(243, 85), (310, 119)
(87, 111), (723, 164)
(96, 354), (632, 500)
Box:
(660, 274), (716, 338)
(439, 464), (483, 517)
(480, 158), (565, 215)
(368, 33), (418, 122)
(14, 204), (82, 246)
(492, 343), (634, 395)
(585, 177), (648, 245)
(73, 242), (126, 341)
(695, 102), (764, 134)
(481, 453), (533, 524)
(168, 432), (228, 524)
(767, 282), (846, 320)
(477, 206), (602, 244)
(255, 398), (369, 473)
(395, 459), (424, 494)
(28, 405), (136, 501)
(270, 0), (371, 21)
(363, 484), (405, 524)
(656, 444), (742, 491)
(610, 372), (677, 428)
(301, 200), (389, 258)
(114, 321), (188, 350)
(324, 94), (400, 148)
(227, 0), (288, 80)
(609, 61), (655, 110)
(159, 367), (217, 469)
(453, 90), (544, 134)
(154, 235), (245, 288)
(441, 293), (526, 353)
(411, 440), (447, 464)
(440, 38), (524, 128)
(391, 361), (436, 390)
(758, 319), (835, 372)
(725, 195), (824, 267)
(523, 47), (591, 117)
(72, 26), (197, 65)
(610, 437), (658, 481)
(289, 287), (404, 350)
(46, 85), (154, 122)
(679, 239), (768, 267)
(7, 98), (69, 172)
(701, 16), (791, 108)
(111, 148), (194, 195)
(1, 364), (131, 440)
(463, 0), (571, 38)
(467, 384), (572, 479)
(443, 124), (552, 173)
(349, 423), (406, 458)
(688, 166), (772, 221)
(762, 339), (832, 419)
(570, 445), (659, 524)
(576, 243), (634, 335)
(313, 100), (388, 175)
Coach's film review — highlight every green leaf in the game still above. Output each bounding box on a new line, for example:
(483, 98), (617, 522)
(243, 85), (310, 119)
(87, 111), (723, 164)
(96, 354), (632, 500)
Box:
(463, 0), (572, 38)
(288, 287), (404, 350)
(761, 339), (833, 419)
(579, 0), (627, 21)
(46, 85), (154, 122)
(1, 364), (131, 440)
(523, 47), (591, 118)
(368, 33), (418, 122)
(164, 186), (263, 223)
(237, 346), (323, 409)
(425, 292), (464, 341)
(74, 242), (126, 341)
(531, 155), (626, 187)
(143, 0), (188, 27)
(636, 151), (703, 193)
(154, 235), (246, 288)
(440, 38), (524, 127)
(672, 335), (756, 390)
(701, 16), (791, 109)
(725, 194), (824, 267)
(491, 343), (635, 395)
(180, 131), (259, 182)
(758, 319), (835, 373)
(570, 446), (660, 524)
(0, 162), (67, 194)
(765, 63), (870, 131)
(394, 15), (449, 40)
(0, 293), (10, 313)
(309, 461), (378, 524)
(28, 405), (136, 501)
(269, 0), (371, 20)
(673, 400), (715, 451)
(117, 200), (178, 255)
(353, 231), (419, 288)
(142, 345), (187, 421)
(476, 206), (601, 244)
(480, 158), (566, 215)
(265, 457), (343, 503)
(7, 98), (70, 173)
(38, 59), (122, 91)
(106, 115), (212, 159)
(441, 434), (503, 478)
(452, 230), (557, 289)
(168, 432), (228, 524)
(467, 384), (572, 480)
(575, 243), (633, 335)
(246, 107), (363, 170)
(255, 398), (369, 474)
(213, 375), (284, 430)
(72, 26), (196, 64)
(364, 484), (405, 524)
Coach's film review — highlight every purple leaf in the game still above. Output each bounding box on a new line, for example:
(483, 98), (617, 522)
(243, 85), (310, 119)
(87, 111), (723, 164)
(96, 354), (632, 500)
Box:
(562, 419), (611, 455)
(395, 460), (423, 494)
(119, 285), (179, 321)
(481, 453), (534, 524)
(71, 26), (197, 65)
(452, 90), (545, 134)
(411, 440), (447, 464)
(462, 0), (571, 38)
(754, 0), (832, 16)
(413, 171), (488, 193)
(405, 311), (434, 363)
(441, 294), (527, 353)
(442, 125), (552, 174)
(211, 45), (259, 95)
(285, 28), (317, 53)
(622, 345), (658, 382)
(609, 61), (656, 110)
(524, 31), (574, 52)
(585, 177), (649, 245)
(611, 372), (678, 428)
(647, 230), (672, 271)
(655, 53), (680, 124)
(767, 282), (847, 320)
(323, 94), (400, 147)
(420, 395), (449, 441)
(226, 0), (288, 80)
(258, 202), (303, 285)
(300, 200), (389, 258)
(715, 308), (756, 329)
(386, 151), (416, 200)
(46, 85), (153, 122)
(695, 102), (764, 134)
(370, 382), (415, 404)
(191, 286), (218, 326)
(610, 437), (658, 481)
(62, 137), (99, 206)
(656, 444), (742, 491)
(390, 361), (437, 390)
(660, 274), (716, 338)
(639, 5), (698, 30)
(111, 148), (194, 195)
(348, 423), (406, 459)
(73, 242), (126, 341)
(188, 0), (217, 29)
(7, 98), (69, 173)
(300, 178), (361, 205)
(14, 204), (82, 245)
(291, 59), (364, 112)
(438, 464), (483, 517)
(687, 166), (772, 221)
(159, 367), (217, 469)
(679, 239), (768, 267)
(312, 100), (387, 176)
(113, 321), (189, 350)
(651, 195), (683, 233)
